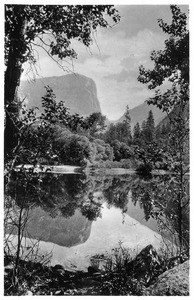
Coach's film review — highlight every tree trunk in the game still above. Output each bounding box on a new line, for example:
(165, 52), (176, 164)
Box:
(4, 10), (27, 158)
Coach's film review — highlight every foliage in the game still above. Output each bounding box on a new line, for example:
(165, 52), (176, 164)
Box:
(123, 105), (132, 141)
(138, 5), (189, 90)
(131, 174), (189, 252)
(90, 158), (135, 170)
(54, 133), (94, 166)
(4, 4), (121, 295)
(133, 122), (141, 145)
(5, 5), (120, 68)
(4, 86), (116, 168)
(91, 139), (114, 162)
(4, 4), (120, 156)
(104, 115), (132, 146)
(103, 176), (133, 213)
(134, 141), (167, 171)
(99, 244), (144, 295)
(110, 140), (132, 161)
(137, 5), (189, 254)
(144, 110), (155, 142)
(83, 112), (107, 137)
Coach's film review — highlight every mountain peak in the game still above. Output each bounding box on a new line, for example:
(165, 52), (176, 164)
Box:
(19, 73), (101, 116)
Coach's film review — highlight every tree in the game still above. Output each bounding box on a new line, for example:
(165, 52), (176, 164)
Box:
(145, 110), (155, 142)
(138, 5), (189, 90)
(137, 5), (189, 254)
(133, 122), (141, 140)
(83, 112), (107, 137)
(140, 120), (147, 141)
(111, 140), (132, 161)
(103, 123), (117, 144)
(124, 105), (132, 142)
(4, 4), (120, 155)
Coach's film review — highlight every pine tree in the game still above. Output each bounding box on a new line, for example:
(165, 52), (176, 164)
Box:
(133, 122), (141, 144)
(141, 120), (147, 141)
(146, 110), (155, 142)
(124, 105), (132, 142)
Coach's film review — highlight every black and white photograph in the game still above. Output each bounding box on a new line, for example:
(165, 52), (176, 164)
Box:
(3, 1), (190, 296)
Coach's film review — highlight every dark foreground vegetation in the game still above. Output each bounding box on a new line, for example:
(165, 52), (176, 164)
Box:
(4, 4), (189, 296)
(4, 244), (189, 296)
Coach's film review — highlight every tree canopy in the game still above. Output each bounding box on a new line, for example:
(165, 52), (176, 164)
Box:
(5, 5), (120, 63)
(4, 4), (120, 156)
(138, 5), (189, 90)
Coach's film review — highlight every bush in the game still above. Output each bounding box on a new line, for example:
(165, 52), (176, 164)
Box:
(92, 139), (114, 162)
(54, 133), (95, 166)
(99, 245), (144, 295)
(110, 140), (133, 161)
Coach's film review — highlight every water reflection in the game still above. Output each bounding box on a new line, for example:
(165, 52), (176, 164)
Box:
(5, 170), (189, 250)
(130, 174), (189, 247)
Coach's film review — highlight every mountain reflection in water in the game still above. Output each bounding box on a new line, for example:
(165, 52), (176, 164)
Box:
(5, 170), (189, 269)
(26, 208), (92, 247)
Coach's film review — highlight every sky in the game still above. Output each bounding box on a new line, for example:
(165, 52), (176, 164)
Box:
(21, 4), (189, 120)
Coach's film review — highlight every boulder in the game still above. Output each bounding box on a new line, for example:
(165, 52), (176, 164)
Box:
(126, 244), (162, 285)
(146, 260), (189, 296)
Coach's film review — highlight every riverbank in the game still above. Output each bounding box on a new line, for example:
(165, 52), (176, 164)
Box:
(4, 244), (189, 296)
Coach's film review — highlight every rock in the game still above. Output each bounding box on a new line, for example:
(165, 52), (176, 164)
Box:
(126, 244), (162, 284)
(146, 260), (189, 296)
(20, 73), (101, 116)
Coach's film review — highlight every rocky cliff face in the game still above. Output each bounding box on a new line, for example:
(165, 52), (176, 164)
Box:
(19, 73), (101, 116)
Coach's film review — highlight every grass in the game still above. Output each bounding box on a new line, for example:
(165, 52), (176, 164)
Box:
(98, 244), (145, 295)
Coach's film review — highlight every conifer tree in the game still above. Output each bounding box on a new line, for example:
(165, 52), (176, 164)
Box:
(145, 110), (155, 142)
(124, 105), (132, 141)
(133, 122), (141, 145)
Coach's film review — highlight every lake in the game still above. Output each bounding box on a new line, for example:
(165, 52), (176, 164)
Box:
(5, 169), (189, 271)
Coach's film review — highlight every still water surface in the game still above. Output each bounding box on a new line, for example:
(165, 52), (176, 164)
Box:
(6, 170), (187, 270)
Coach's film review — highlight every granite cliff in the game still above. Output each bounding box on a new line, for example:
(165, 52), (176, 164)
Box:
(20, 73), (101, 116)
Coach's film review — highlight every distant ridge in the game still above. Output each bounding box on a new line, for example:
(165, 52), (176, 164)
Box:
(114, 102), (166, 129)
(19, 73), (101, 117)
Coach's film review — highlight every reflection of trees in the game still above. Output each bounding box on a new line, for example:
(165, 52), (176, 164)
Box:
(5, 168), (189, 255)
(130, 177), (154, 221)
(130, 174), (189, 250)
(6, 170), (189, 251)
(80, 192), (102, 221)
(103, 176), (133, 213)
(6, 171), (90, 220)
(6, 171), (81, 218)
(6, 171), (135, 222)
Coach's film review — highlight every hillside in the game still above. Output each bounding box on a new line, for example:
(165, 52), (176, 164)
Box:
(115, 102), (166, 129)
(19, 73), (101, 116)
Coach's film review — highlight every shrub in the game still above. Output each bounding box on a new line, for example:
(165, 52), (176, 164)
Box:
(99, 244), (144, 295)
